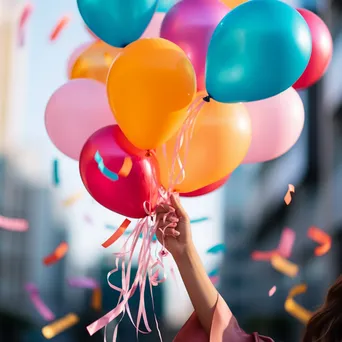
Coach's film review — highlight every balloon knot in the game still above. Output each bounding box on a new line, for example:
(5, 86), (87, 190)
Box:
(145, 150), (152, 157)
(202, 95), (211, 102)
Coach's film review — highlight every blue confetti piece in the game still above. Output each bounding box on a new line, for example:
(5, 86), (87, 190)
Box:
(190, 217), (210, 224)
(105, 224), (117, 230)
(206, 244), (226, 254)
(208, 268), (219, 277)
(94, 151), (119, 181)
(52, 159), (60, 186)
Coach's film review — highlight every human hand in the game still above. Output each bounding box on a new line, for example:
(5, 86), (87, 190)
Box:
(155, 194), (193, 259)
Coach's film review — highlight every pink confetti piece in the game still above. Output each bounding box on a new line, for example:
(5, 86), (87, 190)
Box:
(251, 250), (277, 261)
(50, 15), (70, 41)
(209, 276), (219, 285)
(277, 227), (296, 258)
(269, 286), (277, 297)
(68, 277), (99, 289)
(284, 184), (295, 205)
(25, 283), (55, 321)
(18, 3), (33, 46)
(0, 215), (28, 232)
(84, 215), (93, 224)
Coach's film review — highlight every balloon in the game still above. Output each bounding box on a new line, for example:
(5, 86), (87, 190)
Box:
(142, 13), (165, 38)
(107, 38), (196, 150)
(220, 0), (246, 9)
(160, 0), (228, 91)
(79, 126), (159, 218)
(45, 79), (114, 160)
(180, 174), (230, 197)
(157, 0), (180, 12)
(70, 41), (121, 84)
(206, 0), (312, 103)
(85, 25), (99, 40)
(156, 93), (251, 193)
(77, 0), (158, 47)
(67, 42), (93, 78)
(293, 9), (333, 90)
(243, 87), (304, 164)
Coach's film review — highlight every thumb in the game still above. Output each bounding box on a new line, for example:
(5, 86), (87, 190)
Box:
(170, 194), (188, 220)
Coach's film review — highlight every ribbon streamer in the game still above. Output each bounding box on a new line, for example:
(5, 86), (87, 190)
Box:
(271, 254), (299, 278)
(118, 156), (133, 177)
(18, 3), (33, 46)
(0, 215), (28, 232)
(43, 242), (68, 265)
(42, 313), (79, 339)
(25, 283), (55, 321)
(307, 226), (332, 256)
(284, 184), (295, 205)
(62, 190), (84, 207)
(285, 284), (312, 324)
(52, 159), (60, 186)
(50, 15), (70, 41)
(102, 219), (131, 248)
(206, 243), (226, 254)
(190, 217), (210, 224)
(269, 286), (277, 297)
(94, 151), (119, 181)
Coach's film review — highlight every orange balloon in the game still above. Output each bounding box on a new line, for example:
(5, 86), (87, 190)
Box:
(70, 41), (121, 84)
(107, 38), (196, 150)
(156, 93), (252, 193)
(221, 0), (246, 9)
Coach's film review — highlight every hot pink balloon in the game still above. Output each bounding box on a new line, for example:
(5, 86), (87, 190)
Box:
(243, 87), (305, 164)
(67, 41), (93, 78)
(79, 125), (159, 218)
(180, 174), (230, 197)
(160, 0), (229, 90)
(45, 79), (115, 160)
(142, 13), (165, 38)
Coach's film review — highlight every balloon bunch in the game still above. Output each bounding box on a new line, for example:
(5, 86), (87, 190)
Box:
(44, 0), (332, 338)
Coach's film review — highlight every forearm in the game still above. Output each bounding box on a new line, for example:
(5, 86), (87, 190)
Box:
(174, 243), (218, 335)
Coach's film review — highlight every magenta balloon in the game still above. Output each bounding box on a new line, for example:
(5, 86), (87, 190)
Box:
(180, 174), (230, 197)
(142, 13), (165, 38)
(160, 0), (229, 90)
(45, 79), (115, 160)
(67, 41), (93, 78)
(79, 125), (159, 218)
(243, 87), (305, 164)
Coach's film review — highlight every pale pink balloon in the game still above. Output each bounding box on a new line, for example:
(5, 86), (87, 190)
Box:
(243, 87), (305, 164)
(142, 13), (165, 38)
(45, 79), (115, 160)
(67, 41), (93, 78)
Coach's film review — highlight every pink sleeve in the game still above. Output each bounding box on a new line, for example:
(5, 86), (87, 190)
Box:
(173, 295), (274, 342)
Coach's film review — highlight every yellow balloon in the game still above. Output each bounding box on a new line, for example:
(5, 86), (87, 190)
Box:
(221, 0), (247, 9)
(70, 41), (121, 84)
(156, 93), (252, 193)
(107, 38), (196, 150)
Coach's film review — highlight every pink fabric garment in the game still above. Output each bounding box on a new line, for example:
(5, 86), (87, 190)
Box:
(173, 295), (274, 342)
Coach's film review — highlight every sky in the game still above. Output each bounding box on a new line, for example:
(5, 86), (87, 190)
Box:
(21, 0), (225, 326)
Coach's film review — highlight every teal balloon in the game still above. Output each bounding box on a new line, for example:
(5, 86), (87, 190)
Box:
(205, 0), (312, 103)
(77, 0), (158, 47)
(157, 0), (180, 12)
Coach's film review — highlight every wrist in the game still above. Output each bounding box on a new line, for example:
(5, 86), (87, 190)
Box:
(172, 242), (196, 264)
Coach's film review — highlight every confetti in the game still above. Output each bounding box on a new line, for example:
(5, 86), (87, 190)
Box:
(190, 217), (210, 224)
(102, 219), (131, 248)
(277, 227), (296, 258)
(118, 156), (133, 177)
(94, 151), (119, 181)
(206, 243), (226, 254)
(42, 313), (79, 339)
(50, 15), (70, 41)
(208, 268), (219, 277)
(18, 3), (33, 46)
(43, 242), (68, 266)
(52, 159), (60, 186)
(0, 215), (28, 232)
(251, 250), (277, 261)
(62, 190), (84, 207)
(285, 284), (312, 324)
(307, 226), (332, 256)
(271, 254), (299, 278)
(105, 224), (117, 230)
(91, 287), (102, 312)
(84, 215), (93, 224)
(268, 286), (277, 297)
(25, 283), (55, 321)
(209, 276), (219, 285)
(284, 184), (295, 205)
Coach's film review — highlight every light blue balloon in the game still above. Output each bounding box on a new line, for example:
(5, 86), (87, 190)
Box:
(157, 0), (180, 12)
(205, 0), (312, 103)
(77, 0), (158, 47)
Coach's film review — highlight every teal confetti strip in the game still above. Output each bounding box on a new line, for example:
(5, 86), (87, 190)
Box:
(52, 159), (60, 186)
(94, 151), (119, 181)
(206, 243), (226, 254)
(105, 224), (117, 230)
(190, 217), (210, 224)
(208, 268), (219, 277)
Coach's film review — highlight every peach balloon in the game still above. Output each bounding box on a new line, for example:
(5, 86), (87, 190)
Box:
(67, 41), (93, 78)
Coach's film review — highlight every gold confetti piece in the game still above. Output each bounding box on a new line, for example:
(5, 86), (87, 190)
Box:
(42, 313), (79, 339)
(285, 284), (312, 324)
(91, 287), (102, 312)
(62, 191), (84, 207)
(43, 242), (68, 266)
(284, 184), (295, 205)
(118, 157), (133, 177)
(307, 226), (332, 256)
(271, 254), (299, 278)
(269, 286), (277, 297)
